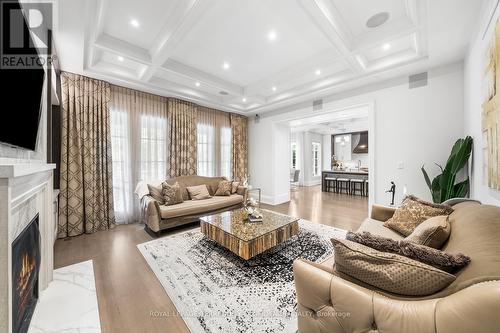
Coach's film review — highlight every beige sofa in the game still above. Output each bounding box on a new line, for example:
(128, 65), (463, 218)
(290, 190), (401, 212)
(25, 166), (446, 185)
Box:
(293, 201), (500, 333)
(137, 175), (246, 235)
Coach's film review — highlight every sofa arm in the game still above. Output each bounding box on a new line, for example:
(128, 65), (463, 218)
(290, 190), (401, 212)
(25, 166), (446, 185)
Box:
(141, 195), (161, 232)
(236, 185), (248, 197)
(294, 259), (500, 333)
(370, 204), (397, 222)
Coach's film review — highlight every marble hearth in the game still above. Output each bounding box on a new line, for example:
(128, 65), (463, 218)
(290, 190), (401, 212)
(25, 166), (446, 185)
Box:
(0, 163), (56, 333)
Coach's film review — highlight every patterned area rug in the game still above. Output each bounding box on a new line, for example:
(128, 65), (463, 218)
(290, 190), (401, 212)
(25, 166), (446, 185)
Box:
(138, 219), (346, 333)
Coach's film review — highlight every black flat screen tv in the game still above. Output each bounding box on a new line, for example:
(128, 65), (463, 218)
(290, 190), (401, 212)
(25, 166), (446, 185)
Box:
(0, 0), (45, 151)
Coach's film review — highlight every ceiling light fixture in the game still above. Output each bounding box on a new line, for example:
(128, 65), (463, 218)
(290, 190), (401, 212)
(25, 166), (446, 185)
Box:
(272, 86), (277, 92)
(130, 19), (140, 28)
(222, 62), (230, 70)
(382, 43), (391, 51)
(242, 97), (247, 102)
(118, 56), (124, 62)
(366, 12), (390, 28)
(315, 69), (321, 76)
(195, 82), (200, 87)
(267, 30), (277, 41)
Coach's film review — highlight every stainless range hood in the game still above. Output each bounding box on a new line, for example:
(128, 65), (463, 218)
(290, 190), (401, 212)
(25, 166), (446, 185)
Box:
(353, 131), (368, 154)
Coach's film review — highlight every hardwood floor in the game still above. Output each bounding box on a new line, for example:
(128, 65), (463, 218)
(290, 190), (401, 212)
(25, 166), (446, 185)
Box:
(54, 185), (368, 333)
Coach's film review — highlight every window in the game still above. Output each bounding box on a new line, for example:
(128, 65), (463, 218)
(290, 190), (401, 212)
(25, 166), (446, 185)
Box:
(291, 142), (298, 169)
(139, 114), (167, 182)
(220, 127), (232, 179)
(110, 110), (132, 221)
(312, 142), (321, 177)
(197, 123), (215, 177)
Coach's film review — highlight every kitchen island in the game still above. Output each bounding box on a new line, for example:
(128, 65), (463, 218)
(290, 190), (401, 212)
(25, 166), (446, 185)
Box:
(321, 170), (369, 192)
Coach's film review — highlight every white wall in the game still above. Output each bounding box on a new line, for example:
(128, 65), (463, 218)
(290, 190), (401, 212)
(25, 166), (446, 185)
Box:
(249, 63), (464, 206)
(322, 134), (331, 170)
(463, 0), (500, 206)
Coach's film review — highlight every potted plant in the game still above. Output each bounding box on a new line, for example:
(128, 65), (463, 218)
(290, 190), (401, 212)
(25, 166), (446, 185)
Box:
(421, 136), (473, 203)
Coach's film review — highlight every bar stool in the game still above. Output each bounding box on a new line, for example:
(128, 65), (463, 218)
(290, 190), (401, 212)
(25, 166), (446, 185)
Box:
(325, 177), (337, 192)
(365, 180), (369, 196)
(350, 179), (365, 196)
(337, 178), (350, 194)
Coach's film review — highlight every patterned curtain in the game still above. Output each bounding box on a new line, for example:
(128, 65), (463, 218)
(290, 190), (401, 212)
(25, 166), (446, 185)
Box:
(58, 72), (115, 238)
(230, 114), (248, 182)
(168, 98), (198, 177)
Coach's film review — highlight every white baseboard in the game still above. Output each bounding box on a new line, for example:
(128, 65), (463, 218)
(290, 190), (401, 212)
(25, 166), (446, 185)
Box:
(301, 180), (321, 187)
(260, 192), (290, 205)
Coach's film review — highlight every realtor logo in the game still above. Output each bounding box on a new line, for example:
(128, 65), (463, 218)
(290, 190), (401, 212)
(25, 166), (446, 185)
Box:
(1, 0), (52, 69)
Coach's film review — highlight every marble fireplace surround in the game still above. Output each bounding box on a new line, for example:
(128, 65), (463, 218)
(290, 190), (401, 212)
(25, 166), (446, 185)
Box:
(0, 163), (56, 333)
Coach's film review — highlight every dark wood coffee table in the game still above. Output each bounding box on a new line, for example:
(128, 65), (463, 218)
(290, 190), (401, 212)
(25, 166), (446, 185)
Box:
(200, 208), (299, 260)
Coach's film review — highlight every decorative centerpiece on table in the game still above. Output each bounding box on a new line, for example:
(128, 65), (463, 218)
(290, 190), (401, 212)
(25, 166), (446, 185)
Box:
(243, 192), (263, 223)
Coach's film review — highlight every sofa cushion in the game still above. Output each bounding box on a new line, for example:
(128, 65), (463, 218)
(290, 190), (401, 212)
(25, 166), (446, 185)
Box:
(231, 181), (240, 194)
(331, 238), (456, 296)
(405, 215), (451, 249)
(165, 175), (226, 200)
(384, 195), (453, 236)
(215, 180), (232, 196)
(148, 183), (165, 204)
(186, 185), (211, 200)
(346, 231), (470, 272)
(161, 182), (183, 206)
(159, 194), (243, 219)
(357, 218), (404, 240)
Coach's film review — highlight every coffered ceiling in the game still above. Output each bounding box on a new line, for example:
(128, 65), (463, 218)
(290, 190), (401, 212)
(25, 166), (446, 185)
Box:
(54, 0), (483, 114)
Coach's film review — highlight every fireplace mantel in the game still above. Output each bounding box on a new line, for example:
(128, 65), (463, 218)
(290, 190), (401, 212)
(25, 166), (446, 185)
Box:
(0, 163), (56, 333)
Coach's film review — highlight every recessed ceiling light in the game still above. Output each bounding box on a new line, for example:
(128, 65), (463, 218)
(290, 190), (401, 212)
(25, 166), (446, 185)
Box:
(117, 56), (124, 62)
(195, 82), (200, 87)
(222, 62), (230, 70)
(382, 43), (391, 51)
(267, 30), (277, 41)
(315, 69), (321, 76)
(272, 86), (277, 92)
(242, 97), (247, 102)
(366, 12), (390, 28)
(130, 19), (140, 28)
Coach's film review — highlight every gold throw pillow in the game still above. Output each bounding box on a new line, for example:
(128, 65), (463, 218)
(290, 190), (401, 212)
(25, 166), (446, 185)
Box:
(405, 215), (451, 249)
(331, 238), (455, 296)
(186, 185), (212, 200)
(215, 180), (232, 196)
(384, 195), (453, 236)
(161, 182), (184, 206)
(231, 181), (240, 194)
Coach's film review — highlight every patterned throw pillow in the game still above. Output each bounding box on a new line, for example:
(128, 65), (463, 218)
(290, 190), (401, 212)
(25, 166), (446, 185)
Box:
(231, 181), (240, 194)
(215, 180), (232, 196)
(331, 237), (456, 296)
(161, 182), (184, 206)
(148, 184), (165, 204)
(405, 215), (451, 249)
(186, 185), (211, 200)
(384, 195), (453, 236)
(346, 231), (470, 273)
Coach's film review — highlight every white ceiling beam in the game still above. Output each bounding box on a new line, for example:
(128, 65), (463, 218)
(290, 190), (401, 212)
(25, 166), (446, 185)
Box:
(94, 34), (152, 65)
(140, 0), (212, 82)
(297, 0), (365, 74)
(162, 59), (243, 96)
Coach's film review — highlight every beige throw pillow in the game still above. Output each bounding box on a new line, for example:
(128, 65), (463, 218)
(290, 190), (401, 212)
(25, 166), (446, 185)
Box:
(148, 184), (165, 204)
(384, 195), (453, 236)
(405, 215), (451, 249)
(231, 181), (240, 194)
(331, 238), (455, 296)
(186, 185), (211, 200)
(215, 180), (232, 196)
(161, 182), (184, 206)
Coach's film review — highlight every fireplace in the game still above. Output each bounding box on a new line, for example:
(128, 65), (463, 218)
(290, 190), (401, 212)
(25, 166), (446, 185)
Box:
(12, 214), (40, 333)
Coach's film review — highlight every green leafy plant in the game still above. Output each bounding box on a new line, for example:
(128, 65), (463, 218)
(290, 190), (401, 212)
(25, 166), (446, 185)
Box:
(421, 136), (473, 203)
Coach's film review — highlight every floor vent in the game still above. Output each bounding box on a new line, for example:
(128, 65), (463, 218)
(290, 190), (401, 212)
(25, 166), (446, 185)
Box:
(313, 99), (323, 111)
(409, 72), (428, 89)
